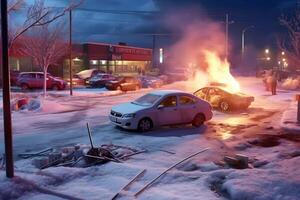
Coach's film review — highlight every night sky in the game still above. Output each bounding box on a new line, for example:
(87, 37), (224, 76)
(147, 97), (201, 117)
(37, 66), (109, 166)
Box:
(25, 0), (298, 51)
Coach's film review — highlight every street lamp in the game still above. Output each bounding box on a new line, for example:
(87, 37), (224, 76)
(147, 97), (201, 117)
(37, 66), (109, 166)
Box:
(265, 49), (270, 54)
(241, 25), (254, 56)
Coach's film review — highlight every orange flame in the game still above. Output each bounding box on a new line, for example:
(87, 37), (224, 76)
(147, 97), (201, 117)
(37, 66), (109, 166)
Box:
(186, 51), (241, 93)
(204, 51), (240, 93)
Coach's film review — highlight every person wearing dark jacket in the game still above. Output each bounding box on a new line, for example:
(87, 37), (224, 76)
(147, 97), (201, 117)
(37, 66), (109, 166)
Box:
(270, 71), (278, 95)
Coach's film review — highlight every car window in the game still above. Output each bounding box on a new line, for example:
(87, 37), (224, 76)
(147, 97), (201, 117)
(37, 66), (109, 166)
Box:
(21, 73), (35, 78)
(133, 94), (162, 106)
(159, 96), (177, 107)
(179, 95), (195, 105)
(37, 74), (44, 79)
(194, 88), (207, 98)
(209, 89), (217, 95)
(125, 77), (133, 83)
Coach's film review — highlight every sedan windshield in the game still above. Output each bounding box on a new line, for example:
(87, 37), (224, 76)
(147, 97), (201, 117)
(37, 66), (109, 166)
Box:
(133, 94), (162, 106)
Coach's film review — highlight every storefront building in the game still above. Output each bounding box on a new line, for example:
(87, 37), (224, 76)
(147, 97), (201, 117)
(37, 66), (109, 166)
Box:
(7, 41), (152, 79)
(62, 42), (152, 78)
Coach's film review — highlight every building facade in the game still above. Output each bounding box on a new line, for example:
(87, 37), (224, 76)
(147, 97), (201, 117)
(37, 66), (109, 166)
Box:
(8, 42), (153, 79)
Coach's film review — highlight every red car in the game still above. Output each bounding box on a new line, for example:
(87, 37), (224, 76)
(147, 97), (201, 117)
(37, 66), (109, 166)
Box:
(17, 72), (66, 90)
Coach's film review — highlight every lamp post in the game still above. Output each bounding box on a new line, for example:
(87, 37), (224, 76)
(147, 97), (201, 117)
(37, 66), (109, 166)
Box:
(241, 26), (254, 56)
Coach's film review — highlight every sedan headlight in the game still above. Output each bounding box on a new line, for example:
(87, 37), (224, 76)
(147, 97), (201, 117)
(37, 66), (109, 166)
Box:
(122, 113), (136, 118)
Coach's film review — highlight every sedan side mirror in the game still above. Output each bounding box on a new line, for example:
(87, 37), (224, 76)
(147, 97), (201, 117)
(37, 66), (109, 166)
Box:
(157, 105), (164, 110)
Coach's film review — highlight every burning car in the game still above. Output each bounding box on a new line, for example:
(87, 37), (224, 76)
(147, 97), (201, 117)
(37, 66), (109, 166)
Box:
(194, 86), (254, 112)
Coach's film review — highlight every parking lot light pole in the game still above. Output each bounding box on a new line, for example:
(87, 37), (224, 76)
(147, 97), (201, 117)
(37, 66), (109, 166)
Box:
(296, 94), (300, 124)
(1, 0), (14, 178)
(242, 26), (254, 57)
(69, 9), (73, 96)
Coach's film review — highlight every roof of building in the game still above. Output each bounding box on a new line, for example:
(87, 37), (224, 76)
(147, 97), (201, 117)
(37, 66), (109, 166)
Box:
(85, 42), (152, 51)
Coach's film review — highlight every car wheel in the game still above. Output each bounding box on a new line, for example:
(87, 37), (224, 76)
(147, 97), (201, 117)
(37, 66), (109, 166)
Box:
(21, 83), (29, 90)
(52, 84), (59, 91)
(219, 100), (230, 112)
(116, 86), (122, 91)
(138, 118), (153, 132)
(192, 113), (205, 127)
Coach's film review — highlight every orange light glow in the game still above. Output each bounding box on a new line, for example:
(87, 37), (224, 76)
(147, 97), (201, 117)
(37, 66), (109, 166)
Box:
(204, 51), (241, 93)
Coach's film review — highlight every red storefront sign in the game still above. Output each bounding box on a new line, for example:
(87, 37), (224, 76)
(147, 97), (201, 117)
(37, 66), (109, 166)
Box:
(86, 43), (152, 61)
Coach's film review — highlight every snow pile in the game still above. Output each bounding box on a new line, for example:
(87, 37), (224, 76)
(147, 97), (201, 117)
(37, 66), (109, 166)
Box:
(280, 101), (300, 134)
(281, 77), (300, 90)
(221, 157), (300, 200)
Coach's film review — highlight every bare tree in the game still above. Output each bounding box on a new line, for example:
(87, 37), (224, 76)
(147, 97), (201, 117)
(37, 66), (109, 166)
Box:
(279, 5), (300, 70)
(8, 0), (83, 49)
(21, 24), (68, 96)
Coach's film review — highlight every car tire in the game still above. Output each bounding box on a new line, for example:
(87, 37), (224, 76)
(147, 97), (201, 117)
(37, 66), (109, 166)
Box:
(138, 118), (153, 132)
(116, 86), (122, 91)
(219, 100), (230, 112)
(21, 83), (29, 90)
(192, 113), (205, 127)
(52, 84), (59, 91)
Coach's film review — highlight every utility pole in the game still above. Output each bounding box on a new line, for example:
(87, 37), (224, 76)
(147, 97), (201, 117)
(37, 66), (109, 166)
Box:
(225, 14), (234, 61)
(69, 9), (73, 96)
(1, 0), (14, 178)
(242, 26), (254, 57)
(152, 34), (156, 68)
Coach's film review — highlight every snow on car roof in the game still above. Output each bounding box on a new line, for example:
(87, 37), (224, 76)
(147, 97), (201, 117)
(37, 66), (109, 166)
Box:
(149, 90), (187, 96)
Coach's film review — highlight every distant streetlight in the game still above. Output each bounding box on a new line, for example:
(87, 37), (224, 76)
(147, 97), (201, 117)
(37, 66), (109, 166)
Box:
(241, 25), (254, 56)
(266, 57), (271, 61)
(265, 49), (270, 54)
(281, 51), (285, 56)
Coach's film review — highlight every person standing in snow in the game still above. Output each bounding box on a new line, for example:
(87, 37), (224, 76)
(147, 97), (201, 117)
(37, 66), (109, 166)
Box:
(270, 70), (278, 95)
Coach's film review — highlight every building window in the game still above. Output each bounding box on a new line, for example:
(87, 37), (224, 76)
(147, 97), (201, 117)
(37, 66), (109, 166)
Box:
(90, 60), (98, 65)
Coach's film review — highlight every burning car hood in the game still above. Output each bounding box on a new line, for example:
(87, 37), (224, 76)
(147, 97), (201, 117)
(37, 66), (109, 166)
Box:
(111, 102), (148, 114)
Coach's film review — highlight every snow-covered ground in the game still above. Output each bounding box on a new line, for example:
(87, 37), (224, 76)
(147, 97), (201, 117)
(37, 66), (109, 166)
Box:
(280, 101), (300, 134)
(0, 77), (299, 200)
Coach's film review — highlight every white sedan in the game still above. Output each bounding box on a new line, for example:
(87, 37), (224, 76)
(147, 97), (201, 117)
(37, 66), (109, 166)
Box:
(109, 90), (213, 131)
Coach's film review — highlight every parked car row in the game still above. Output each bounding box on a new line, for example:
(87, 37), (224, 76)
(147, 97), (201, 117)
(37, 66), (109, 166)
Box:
(14, 69), (169, 92)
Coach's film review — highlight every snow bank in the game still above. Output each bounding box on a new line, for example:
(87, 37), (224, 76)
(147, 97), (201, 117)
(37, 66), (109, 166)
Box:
(221, 157), (300, 200)
(280, 102), (300, 134)
(281, 77), (300, 90)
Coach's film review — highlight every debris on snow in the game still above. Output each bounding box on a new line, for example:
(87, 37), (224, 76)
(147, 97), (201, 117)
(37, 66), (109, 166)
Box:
(223, 154), (249, 169)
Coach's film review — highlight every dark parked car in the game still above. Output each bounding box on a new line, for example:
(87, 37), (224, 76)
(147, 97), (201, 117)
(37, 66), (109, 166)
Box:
(17, 72), (66, 90)
(139, 76), (164, 88)
(86, 73), (116, 88)
(194, 87), (254, 112)
(105, 76), (142, 91)
(66, 69), (105, 86)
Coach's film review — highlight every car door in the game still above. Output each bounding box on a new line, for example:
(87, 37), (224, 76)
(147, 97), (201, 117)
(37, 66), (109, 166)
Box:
(178, 95), (197, 123)
(207, 88), (222, 107)
(157, 95), (182, 125)
(121, 77), (133, 90)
